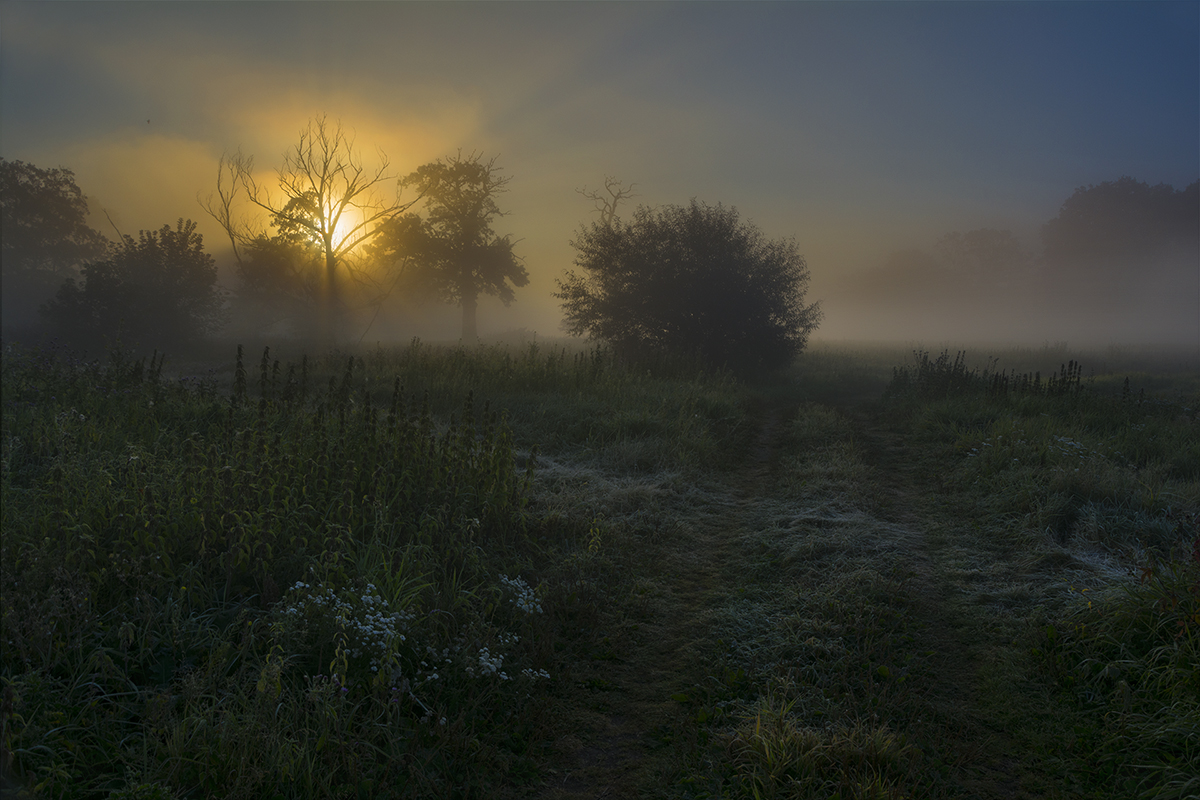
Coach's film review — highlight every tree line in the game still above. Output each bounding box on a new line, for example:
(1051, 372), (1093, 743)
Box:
(841, 177), (1198, 324)
(2, 117), (533, 354)
(3, 113), (1196, 372)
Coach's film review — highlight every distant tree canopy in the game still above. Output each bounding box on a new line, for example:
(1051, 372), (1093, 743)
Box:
(370, 152), (528, 343)
(1, 159), (109, 331)
(41, 219), (223, 351)
(1042, 177), (1198, 275)
(557, 201), (821, 375)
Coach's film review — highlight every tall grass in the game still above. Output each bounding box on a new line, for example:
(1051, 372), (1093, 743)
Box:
(882, 348), (1200, 797)
(0, 338), (750, 798)
(0, 341), (557, 797)
(223, 339), (749, 472)
(1036, 532), (1200, 798)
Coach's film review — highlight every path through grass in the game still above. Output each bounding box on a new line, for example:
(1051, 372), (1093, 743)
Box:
(534, 371), (1197, 798)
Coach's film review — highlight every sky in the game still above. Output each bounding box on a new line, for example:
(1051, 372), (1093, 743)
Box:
(2, 0), (1197, 344)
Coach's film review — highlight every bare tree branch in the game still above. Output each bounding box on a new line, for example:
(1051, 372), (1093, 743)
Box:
(203, 114), (419, 343)
(198, 151), (262, 270)
(577, 175), (638, 227)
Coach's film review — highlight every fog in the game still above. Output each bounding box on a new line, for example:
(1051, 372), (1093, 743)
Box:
(817, 183), (1200, 346)
(2, 2), (1197, 353)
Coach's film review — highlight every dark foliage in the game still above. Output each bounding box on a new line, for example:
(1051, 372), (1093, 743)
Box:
(41, 218), (224, 352)
(371, 153), (528, 342)
(230, 195), (328, 334)
(556, 200), (821, 375)
(238, 233), (319, 307)
(0, 159), (110, 331)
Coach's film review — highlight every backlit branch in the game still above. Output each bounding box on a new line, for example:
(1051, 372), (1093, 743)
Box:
(204, 114), (421, 344)
(577, 175), (638, 227)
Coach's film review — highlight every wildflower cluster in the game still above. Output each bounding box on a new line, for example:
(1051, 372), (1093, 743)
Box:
(462, 632), (549, 683)
(499, 574), (543, 614)
(275, 581), (415, 674)
(471, 645), (510, 680)
(54, 407), (87, 426)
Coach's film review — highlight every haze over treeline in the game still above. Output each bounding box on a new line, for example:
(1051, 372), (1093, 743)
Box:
(1, 2), (1197, 352)
(823, 177), (1199, 344)
(4, 155), (1196, 354)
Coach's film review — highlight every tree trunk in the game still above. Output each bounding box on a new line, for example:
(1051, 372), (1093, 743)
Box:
(321, 243), (339, 346)
(461, 292), (478, 345)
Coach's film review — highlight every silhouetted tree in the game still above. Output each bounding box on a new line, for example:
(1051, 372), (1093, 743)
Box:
(1, 159), (109, 332)
(202, 115), (417, 343)
(372, 152), (528, 343)
(557, 200), (821, 375)
(41, 219), (222, 351)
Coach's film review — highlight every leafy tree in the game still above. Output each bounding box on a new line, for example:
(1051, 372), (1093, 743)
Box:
(41, 219), (223, 351)
(1, 159), (109, 331)
(556, 200), (821, 374)
(203, 115), (417, 343)
(371, 152), (528, 343)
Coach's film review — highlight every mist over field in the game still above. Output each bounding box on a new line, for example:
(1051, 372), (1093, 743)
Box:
(5, 5), (1200, 797)
(817, 185), (1200, 346)
(2, 2), (1197, 353)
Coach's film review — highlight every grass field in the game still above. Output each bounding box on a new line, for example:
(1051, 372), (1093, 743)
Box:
(2, 337), (1197, 799)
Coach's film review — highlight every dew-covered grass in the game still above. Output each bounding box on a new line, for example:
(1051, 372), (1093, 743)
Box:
(0, 339), (747, 799)
(3, 338), (1196, 799)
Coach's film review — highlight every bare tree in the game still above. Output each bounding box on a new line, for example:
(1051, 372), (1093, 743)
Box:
(576, 176), (638, 227)
(202, 115), (417, 343)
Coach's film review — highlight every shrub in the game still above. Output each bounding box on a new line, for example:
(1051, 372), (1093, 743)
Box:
(556, 201), (821, 376)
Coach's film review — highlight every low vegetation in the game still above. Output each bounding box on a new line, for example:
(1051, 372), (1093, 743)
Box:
(1, 339), (1196, 798)
(883, 348), (1199, 798)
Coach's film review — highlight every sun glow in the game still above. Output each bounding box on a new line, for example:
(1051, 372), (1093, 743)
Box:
(330, 211), (360, 253)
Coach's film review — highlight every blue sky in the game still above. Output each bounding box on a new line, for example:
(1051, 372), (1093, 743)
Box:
(2, 1), (1197, 340)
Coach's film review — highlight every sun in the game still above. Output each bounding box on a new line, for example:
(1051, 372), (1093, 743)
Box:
(331, 211), (359, 252)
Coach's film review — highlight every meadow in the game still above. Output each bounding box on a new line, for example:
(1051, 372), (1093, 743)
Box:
(1, 338), (1196, 799)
